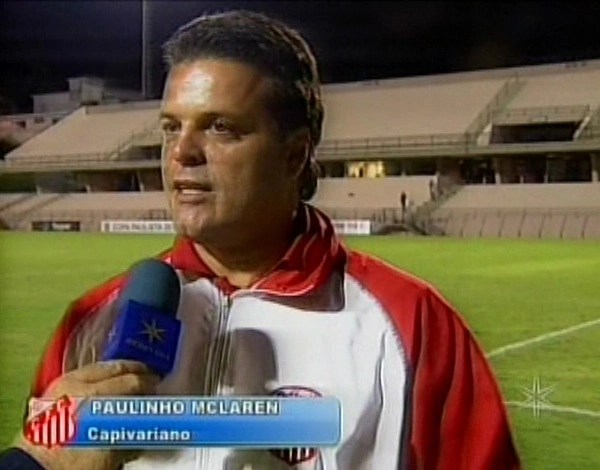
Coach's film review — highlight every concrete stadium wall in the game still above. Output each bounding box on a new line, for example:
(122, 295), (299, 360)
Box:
(3, 187), (600, 238)
(311, 176), (432, 208)
(321, 78), (506, 139)
(428, 209), (600, 239)
(440, 183), (600, 210)
(429, 183), (600, 239)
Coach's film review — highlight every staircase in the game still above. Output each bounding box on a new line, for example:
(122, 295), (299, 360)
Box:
(464, 76), (524, 144)
(408, 182), (464, 235)
(3, 194), (66, 230)
(574, 105), (600, 140)
(0, 194), (33, 213)
(109, 122), (161, 160)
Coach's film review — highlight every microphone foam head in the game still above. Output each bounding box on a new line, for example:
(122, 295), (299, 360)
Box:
(117, 258), (181, 317)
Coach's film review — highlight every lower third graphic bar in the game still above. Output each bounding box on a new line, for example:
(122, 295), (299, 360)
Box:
(65, 396), (341, 448)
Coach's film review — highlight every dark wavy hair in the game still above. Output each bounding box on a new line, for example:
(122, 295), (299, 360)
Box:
(163, 10), (323, 201)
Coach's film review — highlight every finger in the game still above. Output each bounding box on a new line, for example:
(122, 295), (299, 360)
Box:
(91, 373), (161, 397)
(121, 449), (144, 464)
(69, 361), (152, 384)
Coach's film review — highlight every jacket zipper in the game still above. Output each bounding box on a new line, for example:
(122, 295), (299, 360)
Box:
(197, 283), (314, 468)
(198, 287), (233, 469)
(213, 293), (233, 394)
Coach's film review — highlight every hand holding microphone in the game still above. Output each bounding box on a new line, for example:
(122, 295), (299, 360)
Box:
(12, 259), (182, 470)
(13, 361), (160, 470)
(40, 257), (182, 400)
(43, 360), (160, 400)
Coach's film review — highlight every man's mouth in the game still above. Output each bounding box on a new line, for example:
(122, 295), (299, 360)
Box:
(173, 180), (212, 202)
(179, 188), (206, 195)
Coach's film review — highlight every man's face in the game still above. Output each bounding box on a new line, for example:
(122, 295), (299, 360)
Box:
(160, 59), (300, 245)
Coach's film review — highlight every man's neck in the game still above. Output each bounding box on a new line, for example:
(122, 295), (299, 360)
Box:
(193, 225), (297, 289)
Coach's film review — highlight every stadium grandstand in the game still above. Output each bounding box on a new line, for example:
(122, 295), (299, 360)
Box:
(2, 59), (600, 238)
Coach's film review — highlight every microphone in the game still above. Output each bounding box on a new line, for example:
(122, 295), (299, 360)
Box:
(102, 258), (182, 377)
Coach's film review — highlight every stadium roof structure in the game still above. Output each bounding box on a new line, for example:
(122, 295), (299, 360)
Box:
(4, 58), (600, 172)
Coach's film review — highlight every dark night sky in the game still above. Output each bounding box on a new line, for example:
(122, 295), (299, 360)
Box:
(2, 1), (600, 113)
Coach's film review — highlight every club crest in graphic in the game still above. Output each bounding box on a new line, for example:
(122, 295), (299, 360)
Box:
(24, 395), (77, 448)
(269, 386), (322, 466)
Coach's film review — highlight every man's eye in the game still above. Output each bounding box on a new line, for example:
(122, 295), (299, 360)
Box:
(210, 118), (236, 135)
(161, 121), (180, 134)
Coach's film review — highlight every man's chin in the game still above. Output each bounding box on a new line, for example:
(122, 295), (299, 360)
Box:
(175, 221), (204, 241)
(174, 218), (216, 243)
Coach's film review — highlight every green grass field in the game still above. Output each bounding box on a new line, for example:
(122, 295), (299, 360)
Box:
(1, 232), (599, 468)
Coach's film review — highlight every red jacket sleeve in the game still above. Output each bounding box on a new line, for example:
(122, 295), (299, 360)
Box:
(347, 252), (521, 470)
(29, 250), (174, 398)
(30, 274), (125, 398)
(406, 290), (521, 470)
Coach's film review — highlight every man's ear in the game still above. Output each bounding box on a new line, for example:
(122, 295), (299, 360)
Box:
(285, 129), (311, 179)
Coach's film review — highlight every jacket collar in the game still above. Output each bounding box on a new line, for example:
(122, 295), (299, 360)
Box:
(169, 204), (347, 297)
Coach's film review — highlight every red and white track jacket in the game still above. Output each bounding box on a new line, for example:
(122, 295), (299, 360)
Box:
(31, 205), (521, 470)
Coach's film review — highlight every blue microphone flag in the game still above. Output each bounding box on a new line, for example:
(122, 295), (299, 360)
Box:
(102, 259), (182, 377)
(102, 299), (181, 377)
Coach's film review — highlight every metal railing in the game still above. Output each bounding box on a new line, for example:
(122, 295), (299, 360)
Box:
(85, 100), (161, 114)
(317, 132), (469, 155)
(6, 115), (600, 173)
(1, 153), (160, 168)
(0, 110), (71, 124)
(491, 104), (590, 123)
(5, 132), (600, 173)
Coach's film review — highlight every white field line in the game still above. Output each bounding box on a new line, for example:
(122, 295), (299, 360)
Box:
(487, 317), (600, 359)
(488, 318), (600, 420)
(506, 401), (600, 419)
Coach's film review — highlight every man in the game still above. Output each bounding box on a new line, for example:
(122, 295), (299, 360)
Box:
(400, 191), (407, 222)
(11, 10), (520, 470)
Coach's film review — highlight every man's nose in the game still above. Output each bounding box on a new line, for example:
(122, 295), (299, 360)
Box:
(172, 128), (207, 166)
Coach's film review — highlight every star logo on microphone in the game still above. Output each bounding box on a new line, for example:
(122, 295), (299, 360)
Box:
(140, 319), (166, 344)
(107, 326), (116, 343)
